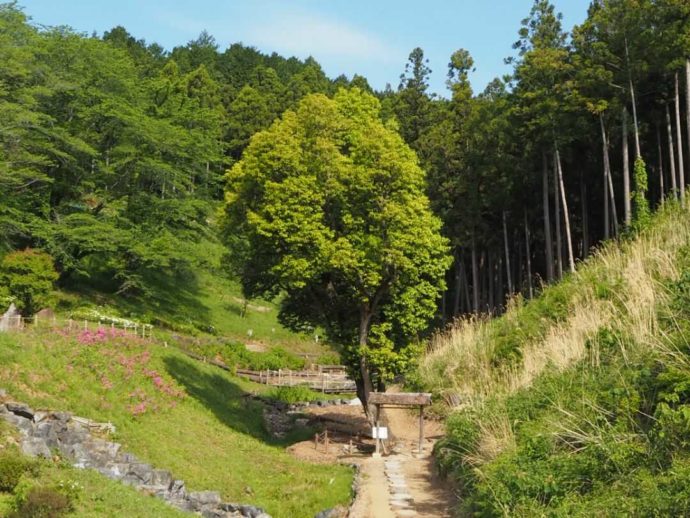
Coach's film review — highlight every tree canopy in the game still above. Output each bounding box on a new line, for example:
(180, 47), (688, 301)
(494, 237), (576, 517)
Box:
(223, 88), (450, 412)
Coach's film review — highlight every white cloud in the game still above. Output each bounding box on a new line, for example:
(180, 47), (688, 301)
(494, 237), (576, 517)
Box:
(245, 12), (399, 63)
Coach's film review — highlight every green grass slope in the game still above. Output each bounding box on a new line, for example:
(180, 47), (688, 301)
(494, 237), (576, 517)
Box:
(0, 328), (352, 517)
(420, 202), (690, 515)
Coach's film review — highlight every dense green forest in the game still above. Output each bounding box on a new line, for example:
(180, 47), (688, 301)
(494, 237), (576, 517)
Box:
(2, 0), (690, 321)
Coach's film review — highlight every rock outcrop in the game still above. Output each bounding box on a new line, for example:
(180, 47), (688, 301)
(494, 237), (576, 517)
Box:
(0, 399), (270, 518)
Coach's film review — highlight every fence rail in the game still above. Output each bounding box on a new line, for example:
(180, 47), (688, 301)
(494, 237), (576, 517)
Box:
(235, 368), (356, 393)
(0, 315), (153, 338)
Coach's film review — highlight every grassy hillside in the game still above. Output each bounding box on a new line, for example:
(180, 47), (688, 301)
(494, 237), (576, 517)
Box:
(0, 328), (352, 517)
(0, 416), (186, 517)
(419, 202), (690, 515)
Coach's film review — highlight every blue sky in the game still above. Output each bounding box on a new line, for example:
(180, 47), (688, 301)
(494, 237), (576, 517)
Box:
(20, 0), (591, 96)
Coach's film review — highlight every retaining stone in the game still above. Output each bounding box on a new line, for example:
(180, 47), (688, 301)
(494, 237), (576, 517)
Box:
(21, 436), (51, 458)
(5, 402), (34, 419)
(0, 394), (271, 517)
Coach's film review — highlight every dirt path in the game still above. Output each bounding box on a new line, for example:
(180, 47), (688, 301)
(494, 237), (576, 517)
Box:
(289, 399), (456, 517)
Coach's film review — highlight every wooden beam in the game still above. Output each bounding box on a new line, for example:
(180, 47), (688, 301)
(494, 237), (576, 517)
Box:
(368, 392), (432, 406)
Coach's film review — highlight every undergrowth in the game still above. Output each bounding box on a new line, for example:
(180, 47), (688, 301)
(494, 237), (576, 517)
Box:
(421, 201), (690, 515)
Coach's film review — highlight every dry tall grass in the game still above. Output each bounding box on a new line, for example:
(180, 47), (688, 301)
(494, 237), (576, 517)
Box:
(421, 203), (690, 409)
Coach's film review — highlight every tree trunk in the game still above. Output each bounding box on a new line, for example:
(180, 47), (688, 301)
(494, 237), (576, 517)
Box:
(555, 147), (575, 273)
(461, 260), (471, 314)
(600, 114), (610, 239)
(452, 254), (462, 317)
(502, 211), (513, 295)
(553, 152), (563, 278)
(356, 308), (375, 424)
(675, 72), (686, 207)
(580, 171), (589, 258)
(686, 59), (690, 181)
(625, 37), (642, 158)
(524, 212), (533, 299)
(542, 153), (555, 282)
(471, 235), (479, 313)
(623, 109), (631, 226)
(488, 251), (495, 312)
(667, 104), (678, 199)
(657, 124), (665, 204)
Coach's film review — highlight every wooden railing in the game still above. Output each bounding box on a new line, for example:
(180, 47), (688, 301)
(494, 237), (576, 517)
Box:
(235, 368), (356, 393)
(0, 315), (153, 338)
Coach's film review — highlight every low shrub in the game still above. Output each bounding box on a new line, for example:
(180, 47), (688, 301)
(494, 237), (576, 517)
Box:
(10, 486), (72, 518)
(268, 385), (321, 404)
(0, 450), (39, 492)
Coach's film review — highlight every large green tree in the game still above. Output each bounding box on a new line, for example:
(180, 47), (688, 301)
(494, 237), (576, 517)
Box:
(223, 88), (450, 416)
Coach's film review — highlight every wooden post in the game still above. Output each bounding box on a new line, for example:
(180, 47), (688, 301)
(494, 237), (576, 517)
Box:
(314, 433), (318, 450)
(324, 429), (329, 453)
(321, 373), (326, 393)
(418, 405), (424, 454)
(278, 369), (282, 386)
(374, 404), (381, 456)
(34, 314), (38, 326)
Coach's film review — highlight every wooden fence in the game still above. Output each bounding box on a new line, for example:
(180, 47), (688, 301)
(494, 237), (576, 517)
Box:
(235, 368), (356, 393)
(0, 315), (153, 338)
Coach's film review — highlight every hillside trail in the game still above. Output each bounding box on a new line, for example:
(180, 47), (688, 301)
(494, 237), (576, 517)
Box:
(291, 387), (455, 517)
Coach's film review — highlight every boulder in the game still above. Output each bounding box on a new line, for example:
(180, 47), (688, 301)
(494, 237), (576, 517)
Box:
(97, 462), (130, 480)
(21, 437), (51, 458)
(34, 421), (59, 448)
(168, 479), (186, 499)
(123, 463), (154, 485)
(2, 413), (32, 435)
(6, 402), (34, 420)
(188, 490), (222, 507)
(150, 468), (173, 488)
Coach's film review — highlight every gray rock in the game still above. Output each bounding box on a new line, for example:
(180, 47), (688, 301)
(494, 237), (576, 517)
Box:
(150, 469), (172, 488)
(22, 437), (51, 458)
(188, 490), (222, 507)
(123, 463), (154, 485)
(6, 402), (34, 419)
(33, 411), (49, 423)
(52, 411), (72, 423)
(97, 462), (130, 480)
(2, 413), (32, 435)
(117, 452), (139, 463)
(168, 479), (186, 499)
(34, 421), (58, 443)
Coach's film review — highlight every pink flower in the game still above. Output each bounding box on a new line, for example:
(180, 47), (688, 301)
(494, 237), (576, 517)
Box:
(131, 402), (147, 415)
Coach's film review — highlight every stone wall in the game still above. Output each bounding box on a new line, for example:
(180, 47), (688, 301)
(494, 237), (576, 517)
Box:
(0, 395), (271, 518)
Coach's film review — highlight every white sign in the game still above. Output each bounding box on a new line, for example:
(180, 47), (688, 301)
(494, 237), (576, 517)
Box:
(371, 426), (388, 439)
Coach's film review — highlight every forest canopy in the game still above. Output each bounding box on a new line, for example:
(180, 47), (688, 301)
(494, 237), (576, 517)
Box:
(1, 0), (690, 335)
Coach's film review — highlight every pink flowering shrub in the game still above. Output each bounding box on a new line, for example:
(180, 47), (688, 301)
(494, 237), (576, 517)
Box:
(25, 325), (187, 419)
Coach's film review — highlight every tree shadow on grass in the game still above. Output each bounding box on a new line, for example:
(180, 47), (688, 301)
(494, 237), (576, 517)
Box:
(163, 355), (272, 442)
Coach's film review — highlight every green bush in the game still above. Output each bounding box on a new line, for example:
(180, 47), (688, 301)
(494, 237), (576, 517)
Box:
(10, 486), (71, 518)
(0, 450), (39, 492)
(0, 249), (58, 316)
(268, 385), (321, 404)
